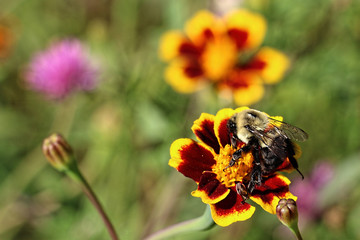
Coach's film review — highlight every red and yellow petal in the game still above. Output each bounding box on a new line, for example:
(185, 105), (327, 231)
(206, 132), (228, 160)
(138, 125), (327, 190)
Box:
(213, 108), (236, 148)
(225, 9), (266, 50)
(169, 138), (216, 183)
(248, 47), (290, 84)
(210, 188), (256, 226)
(191, 172), (230, 204)
(269, 115), (284, 127)
(250, 174), (297, 214)
(213, 107), (249, 148)
(185, 10), (223, 47)
(232, 81), (265, 106)
(164, 58), (206, 93)
(217, 68), (265, 106)
(274, 157), (295, 173)
(191, 113), (220, 154)
(159, 31), (187, 61)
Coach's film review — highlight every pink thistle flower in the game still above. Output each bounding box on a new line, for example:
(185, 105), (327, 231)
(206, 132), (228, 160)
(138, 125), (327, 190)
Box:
(291, 161), (334, 221)
(25, 39), (99, 100)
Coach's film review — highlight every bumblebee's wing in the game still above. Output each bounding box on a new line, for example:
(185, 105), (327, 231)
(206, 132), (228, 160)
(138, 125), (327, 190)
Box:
(268, 117), (308, 142)
(245, 125), (274, 148)
(247, 126), (291, 162)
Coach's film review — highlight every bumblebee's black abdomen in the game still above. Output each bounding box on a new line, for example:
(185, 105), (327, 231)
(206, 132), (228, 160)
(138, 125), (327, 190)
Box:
(260, 136), (296, 175)
(260, 147), (283, 174)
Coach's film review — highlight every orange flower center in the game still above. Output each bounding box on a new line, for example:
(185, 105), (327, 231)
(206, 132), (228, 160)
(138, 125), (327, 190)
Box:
(212, 144), (254, 188)
(201, 36), (237, 81)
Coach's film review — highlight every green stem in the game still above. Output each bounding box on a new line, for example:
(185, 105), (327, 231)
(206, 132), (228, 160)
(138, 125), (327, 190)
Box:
(0, 99), (78, 236)
(286, 222), (303, 240)
(291, 227), (303, 240)
(67, 167), (120, 240)
(144, 205), (215, 240)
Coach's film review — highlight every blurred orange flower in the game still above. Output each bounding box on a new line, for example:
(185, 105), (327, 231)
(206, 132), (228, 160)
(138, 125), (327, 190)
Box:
(0, 24), (13, 58)
(159, 9), (290, 105)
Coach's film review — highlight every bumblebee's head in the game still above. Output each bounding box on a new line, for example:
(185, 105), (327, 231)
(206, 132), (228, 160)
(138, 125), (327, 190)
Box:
(228, 109), (270, 143)
(227, 116), (237, 135)
(244, 109), (268, 130)
(234, 109), (268, 130)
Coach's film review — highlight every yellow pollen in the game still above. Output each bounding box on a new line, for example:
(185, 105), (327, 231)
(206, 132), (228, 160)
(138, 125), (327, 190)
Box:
(212, 144), (254, 188)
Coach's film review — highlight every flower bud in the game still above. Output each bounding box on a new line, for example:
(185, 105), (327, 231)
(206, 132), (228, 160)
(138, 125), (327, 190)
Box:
(276, 198), (303, 239)
(42, 133), (75, 172)
(276, 198), (298, 227)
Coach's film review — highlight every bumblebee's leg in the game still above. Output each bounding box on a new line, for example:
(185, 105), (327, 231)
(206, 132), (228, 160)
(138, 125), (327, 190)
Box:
(285, 139), (304, 179)
(289, 156), (304, 179)
(247, 148), (263, 194)
(224, 144), (252, 170)
(236, 182), (248, 203)
(253, 150), (263, 184)
(247, 165), (262, 195)
(230, 135), (238, 148)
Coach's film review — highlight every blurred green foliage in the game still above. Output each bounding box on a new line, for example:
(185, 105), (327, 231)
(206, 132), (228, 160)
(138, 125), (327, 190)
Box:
(0, 0), (359, 239)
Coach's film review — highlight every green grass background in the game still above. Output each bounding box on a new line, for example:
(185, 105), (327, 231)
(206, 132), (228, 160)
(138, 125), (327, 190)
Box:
(0, 0), (359, 239)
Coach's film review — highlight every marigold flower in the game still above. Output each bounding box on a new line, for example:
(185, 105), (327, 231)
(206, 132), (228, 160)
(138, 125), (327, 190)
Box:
(159, 9), (290, 106)
(25, 39), (99, 100)
(169, 107), (297, 226)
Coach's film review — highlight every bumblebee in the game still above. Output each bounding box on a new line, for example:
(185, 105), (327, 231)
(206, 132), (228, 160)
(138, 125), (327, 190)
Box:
(226, 109), (308, 201)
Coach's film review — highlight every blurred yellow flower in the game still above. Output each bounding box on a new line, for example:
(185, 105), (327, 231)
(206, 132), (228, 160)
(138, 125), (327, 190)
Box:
(159, 9), (290, 106)
(217, 69), (265, 106)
